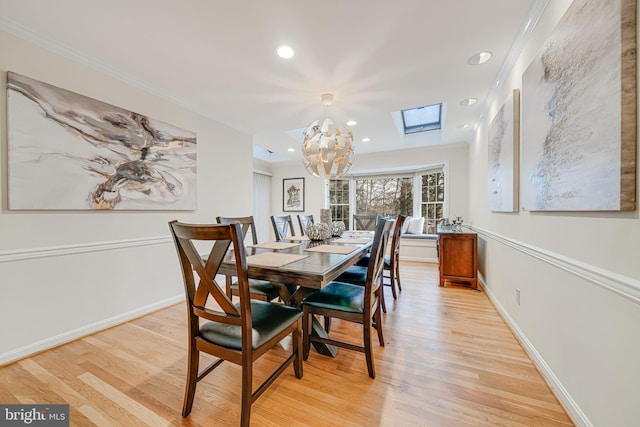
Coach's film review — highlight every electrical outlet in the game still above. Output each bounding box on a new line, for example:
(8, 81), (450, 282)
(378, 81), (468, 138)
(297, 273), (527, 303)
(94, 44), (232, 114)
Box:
(515, 288), (521, 306)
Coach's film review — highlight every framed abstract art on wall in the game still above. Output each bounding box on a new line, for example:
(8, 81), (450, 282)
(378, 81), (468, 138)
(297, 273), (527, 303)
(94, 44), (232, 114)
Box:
(7, 71), (197, 210)
(521, 0), (636, 211)
(488, 89), (520, 212)
(283, 177), (304, 212)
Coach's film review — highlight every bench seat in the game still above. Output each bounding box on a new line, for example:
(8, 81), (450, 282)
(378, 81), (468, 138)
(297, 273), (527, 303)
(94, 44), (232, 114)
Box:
(399, 233), (438, 263)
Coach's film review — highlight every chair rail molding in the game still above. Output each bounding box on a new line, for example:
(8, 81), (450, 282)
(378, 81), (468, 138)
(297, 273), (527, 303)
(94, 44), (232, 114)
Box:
(0, 236), (172, 263)
(470, 225), (640, 305)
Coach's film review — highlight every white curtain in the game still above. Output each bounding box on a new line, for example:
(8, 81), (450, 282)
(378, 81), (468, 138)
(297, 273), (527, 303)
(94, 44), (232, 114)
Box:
(253, 171), (272, 243)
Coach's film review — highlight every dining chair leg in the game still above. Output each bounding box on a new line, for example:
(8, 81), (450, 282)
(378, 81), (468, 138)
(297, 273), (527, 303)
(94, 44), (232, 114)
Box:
(389, 266), (398, 300)
(182, 343), (199, 417)
(225, 275), (233, 299)
(293, 319), (303, 378)
(324, 316), (331, 333)
(380, 285), (387, 313)
(363, 317), (375, 379)
(241, 362), (252, 427)
(302, 309), (311, 361)
(374, 301), (385, 347)
(395, 256), (402, 291)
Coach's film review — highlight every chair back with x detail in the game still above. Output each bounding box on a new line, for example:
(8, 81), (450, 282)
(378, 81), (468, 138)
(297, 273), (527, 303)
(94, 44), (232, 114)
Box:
(217, 215), (259, 244)
(169, 220), (303, 426)
(271, 215), (295, 241)
(301, 218), (393, 378)
(297, 214), (314, 236)
(353, 214), (379, 231)
(217, 216), (289, 302)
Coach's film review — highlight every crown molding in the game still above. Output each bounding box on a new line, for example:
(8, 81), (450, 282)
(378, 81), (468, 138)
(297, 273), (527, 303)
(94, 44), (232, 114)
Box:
(477, 0), (550, 123)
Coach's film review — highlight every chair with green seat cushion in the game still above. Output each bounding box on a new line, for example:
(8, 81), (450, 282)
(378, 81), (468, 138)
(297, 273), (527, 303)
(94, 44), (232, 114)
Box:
(169, 220), (303, 426)
(217, 215), (295, 302)
(200, 300), (303, 349)
(336, 265), (368, 285)
(336, 264), (386, 315)
(301, 218), (393, 378)
(302, 281), (365, 313)
(354, 214), (406, 304)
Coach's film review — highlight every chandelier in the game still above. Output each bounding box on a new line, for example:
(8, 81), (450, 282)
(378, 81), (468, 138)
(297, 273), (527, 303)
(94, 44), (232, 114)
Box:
(301, 93), (354, 178)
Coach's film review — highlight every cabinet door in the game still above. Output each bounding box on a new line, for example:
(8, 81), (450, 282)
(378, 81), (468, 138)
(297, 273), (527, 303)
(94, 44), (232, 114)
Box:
(441, 236), (475, 278)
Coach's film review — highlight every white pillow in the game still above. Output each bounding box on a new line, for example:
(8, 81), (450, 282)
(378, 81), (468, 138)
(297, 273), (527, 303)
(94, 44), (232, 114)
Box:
(401, 216), (412, 234)
(405, 217), (425, 234)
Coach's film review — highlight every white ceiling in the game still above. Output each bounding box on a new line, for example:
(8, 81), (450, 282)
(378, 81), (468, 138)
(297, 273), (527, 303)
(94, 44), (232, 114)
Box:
(0, 0), (540, 163)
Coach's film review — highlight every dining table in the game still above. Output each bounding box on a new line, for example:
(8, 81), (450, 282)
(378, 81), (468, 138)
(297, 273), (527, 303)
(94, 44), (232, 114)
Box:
(218, 231), (374, 357)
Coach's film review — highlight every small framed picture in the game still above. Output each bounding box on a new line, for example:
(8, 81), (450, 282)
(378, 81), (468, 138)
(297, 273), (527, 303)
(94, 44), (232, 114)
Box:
(283, 177), (305, 212)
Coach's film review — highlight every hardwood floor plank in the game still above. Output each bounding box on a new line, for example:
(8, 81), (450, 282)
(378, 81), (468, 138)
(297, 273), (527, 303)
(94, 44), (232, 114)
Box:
(78, 372), (171, 426)
(0, 261), (573, 426)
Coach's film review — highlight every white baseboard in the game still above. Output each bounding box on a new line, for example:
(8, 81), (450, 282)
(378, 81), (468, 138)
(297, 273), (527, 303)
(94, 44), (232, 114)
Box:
(0, 295), (183, 366)
(480, 276), (592, 427)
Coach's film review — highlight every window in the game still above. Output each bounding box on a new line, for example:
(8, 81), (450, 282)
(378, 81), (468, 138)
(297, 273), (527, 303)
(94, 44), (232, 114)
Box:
(329, 179), (350, 228)
(401, 103), (442, 134)
(420, 170), (445, 233)
(329, 165), (445, 234)
(355, 176), (413, 217)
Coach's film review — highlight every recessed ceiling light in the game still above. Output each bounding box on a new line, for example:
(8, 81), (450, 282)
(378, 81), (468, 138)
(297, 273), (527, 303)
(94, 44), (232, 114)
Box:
(467, 51), (492, 65)
(287, 148), (295, 152)
(362, 137), (371, 143)
(277, 45), (294, 59)
(459, 98), (478, 106)
(457, 123), (471, 129)
(346, 120), (357, 126)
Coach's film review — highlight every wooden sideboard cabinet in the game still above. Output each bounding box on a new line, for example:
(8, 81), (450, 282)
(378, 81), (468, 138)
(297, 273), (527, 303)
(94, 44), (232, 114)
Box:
(438, 232), (478, 290)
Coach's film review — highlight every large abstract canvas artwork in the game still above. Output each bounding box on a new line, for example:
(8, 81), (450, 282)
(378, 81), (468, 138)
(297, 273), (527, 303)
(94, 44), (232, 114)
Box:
(521, 0), (636, 211)
(7, 72), (197, 210)
(488, 89), (520, 212)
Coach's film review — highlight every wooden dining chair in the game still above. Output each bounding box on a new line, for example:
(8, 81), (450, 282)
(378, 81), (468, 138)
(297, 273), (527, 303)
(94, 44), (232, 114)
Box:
(355, 214), (407, 301)
(217, 215), (293, 302)
(301, 218), (393, 378)
(353, 214), (379, 231)
(271, 215), (295, 241)
(168, 220), (303, 426)
(297, 214), (314, 236)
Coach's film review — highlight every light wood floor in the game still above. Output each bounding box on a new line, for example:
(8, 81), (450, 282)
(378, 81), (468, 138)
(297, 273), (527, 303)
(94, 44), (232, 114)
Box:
(0, 261), (573, 426)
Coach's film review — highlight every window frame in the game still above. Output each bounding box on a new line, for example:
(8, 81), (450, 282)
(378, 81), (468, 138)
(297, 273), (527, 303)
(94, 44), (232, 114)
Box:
(419, 168), (446, 234)
(401, 103), (443, 135)
(328, 178), (351, 229)
(328, 163), (448, 233)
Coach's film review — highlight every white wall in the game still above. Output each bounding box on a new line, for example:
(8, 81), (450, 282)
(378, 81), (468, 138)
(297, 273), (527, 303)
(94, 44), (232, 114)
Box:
(270, 143), (470, 231)
(0, 31), (254, 363)
(269, 162), (326, 237)
(468, 2), (640, 426)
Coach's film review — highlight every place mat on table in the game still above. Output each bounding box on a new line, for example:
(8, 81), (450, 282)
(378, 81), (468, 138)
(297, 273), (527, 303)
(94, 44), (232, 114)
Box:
(346, 231), (375, 237)
(332, 238), (372, 244)
(245, 252), (309, 268)
(249, 241), (300, 250)
(304, 244), (359, 255)
(282, 236), (310, 241)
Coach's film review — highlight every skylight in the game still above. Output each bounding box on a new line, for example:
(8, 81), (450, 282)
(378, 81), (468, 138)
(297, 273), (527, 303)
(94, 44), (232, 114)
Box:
(401, 103), (442, 134)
